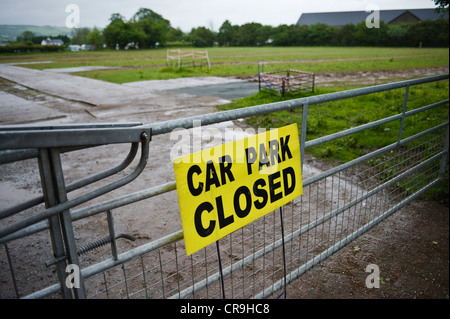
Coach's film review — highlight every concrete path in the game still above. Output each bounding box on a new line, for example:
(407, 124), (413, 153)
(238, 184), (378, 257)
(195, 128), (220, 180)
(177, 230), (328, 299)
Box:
(0, 64), (254, 107)
(0, 64), (158, 106)
(0, 90), (67, 125)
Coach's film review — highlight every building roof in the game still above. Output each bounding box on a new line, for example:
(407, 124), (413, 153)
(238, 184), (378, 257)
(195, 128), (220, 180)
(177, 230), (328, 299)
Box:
(297, 8), (448, 26)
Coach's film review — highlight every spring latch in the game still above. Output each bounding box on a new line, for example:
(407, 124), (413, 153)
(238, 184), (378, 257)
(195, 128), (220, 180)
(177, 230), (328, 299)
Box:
(45, 233), (135, 267)
(76, 233), (135, 255)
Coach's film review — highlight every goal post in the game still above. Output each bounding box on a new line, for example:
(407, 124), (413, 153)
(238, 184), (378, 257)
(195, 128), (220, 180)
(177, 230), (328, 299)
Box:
(166, 49), (210, 70)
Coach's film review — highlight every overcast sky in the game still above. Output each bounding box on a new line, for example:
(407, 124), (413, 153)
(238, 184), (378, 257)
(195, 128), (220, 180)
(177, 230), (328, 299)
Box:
(0, 0), (438, 32)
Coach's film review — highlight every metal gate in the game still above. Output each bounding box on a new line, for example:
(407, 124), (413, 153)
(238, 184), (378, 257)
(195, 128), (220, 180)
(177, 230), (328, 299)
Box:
(0, 74), (448, 299)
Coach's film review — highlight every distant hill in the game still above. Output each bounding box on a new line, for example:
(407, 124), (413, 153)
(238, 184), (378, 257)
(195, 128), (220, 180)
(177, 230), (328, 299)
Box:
(0, 25), (74, 42)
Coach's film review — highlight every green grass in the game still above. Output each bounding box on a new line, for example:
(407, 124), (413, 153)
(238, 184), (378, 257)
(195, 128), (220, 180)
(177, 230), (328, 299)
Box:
(2, 46), (446, 65)
(1, 46), (448, 83)
(68, 50), (450, 83)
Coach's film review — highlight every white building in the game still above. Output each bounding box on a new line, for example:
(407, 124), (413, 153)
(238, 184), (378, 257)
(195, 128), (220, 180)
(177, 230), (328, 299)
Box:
(41, 38), (64, 46)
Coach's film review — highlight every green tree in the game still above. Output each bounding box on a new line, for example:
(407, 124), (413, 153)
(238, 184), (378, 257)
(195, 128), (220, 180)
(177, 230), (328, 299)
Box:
(131, 8), (171, 48)
(259, 25), (274, 45)
(434, 0), (449, 13)
(235, 23), (268, 46)
(353, 20), (389, 46)
(87, 27), (104, 49)
(386, 23), (412, 47)
(103, 13), (128, 49)
(409, 18), (449, 47)
(272, 25), (291, 46)
(132, 8), (167, 22)
(272, 24), (305, 46)
(190, 27), (216, 47)
(168, 27), (187, 42)
(334, 24), (357, 46)
(16, 30), (34, 43)
(71, 27), (90, 45)
(218, 20), (234, 46)
(293, 25), (310, 46)
(306, 23), (334, 45)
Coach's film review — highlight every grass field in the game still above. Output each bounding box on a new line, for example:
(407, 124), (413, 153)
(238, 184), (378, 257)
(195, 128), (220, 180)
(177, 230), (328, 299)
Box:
(0, 46), (448, 83)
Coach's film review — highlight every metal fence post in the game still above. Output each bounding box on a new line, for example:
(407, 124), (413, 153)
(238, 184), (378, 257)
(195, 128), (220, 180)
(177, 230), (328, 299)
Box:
(312, 73), (315, 93)
(300, 103), (309, 172)
(439, 124), (449, 180)
(49, 148), (86, 298)
(37, 148), (74, 299)
(398, 85), (410, 145)
(258, 62), (261, 92)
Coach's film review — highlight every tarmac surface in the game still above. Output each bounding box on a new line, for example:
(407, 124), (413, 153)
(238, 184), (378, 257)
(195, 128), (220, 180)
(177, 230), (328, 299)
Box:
(167, 81), (259, 100)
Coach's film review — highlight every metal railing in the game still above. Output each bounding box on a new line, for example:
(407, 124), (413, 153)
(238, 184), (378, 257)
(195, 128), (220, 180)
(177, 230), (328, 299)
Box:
(0, 74), (448, 299)
(258, 69), (315, 96)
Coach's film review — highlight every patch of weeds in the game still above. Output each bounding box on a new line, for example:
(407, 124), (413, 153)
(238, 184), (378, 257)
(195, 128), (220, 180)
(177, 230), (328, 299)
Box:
(315, 145), (336, 158)
(380, 276), (391, 285)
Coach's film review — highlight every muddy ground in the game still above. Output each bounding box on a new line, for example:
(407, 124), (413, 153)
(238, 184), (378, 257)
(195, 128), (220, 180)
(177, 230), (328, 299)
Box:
(287, 200), (449, 299)
(0, 65), (448, 299)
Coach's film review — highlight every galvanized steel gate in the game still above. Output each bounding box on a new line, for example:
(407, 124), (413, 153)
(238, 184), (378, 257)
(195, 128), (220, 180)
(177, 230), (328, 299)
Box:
(0, 74), (448, 299)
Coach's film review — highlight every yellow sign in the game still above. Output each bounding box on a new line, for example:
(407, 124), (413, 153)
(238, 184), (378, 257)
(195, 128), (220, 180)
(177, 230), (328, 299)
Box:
(173, 124), (302, 255)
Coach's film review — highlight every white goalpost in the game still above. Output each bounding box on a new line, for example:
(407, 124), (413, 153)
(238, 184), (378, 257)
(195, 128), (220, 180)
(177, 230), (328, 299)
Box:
(166, 49), (210, 69)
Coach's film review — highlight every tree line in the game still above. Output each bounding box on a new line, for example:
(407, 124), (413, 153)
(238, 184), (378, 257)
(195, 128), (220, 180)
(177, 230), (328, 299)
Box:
(10, 7), (450, 51)
(101, 9), (449, 48)
(100, 8), (450, 48)
(215, 19), (449, 48)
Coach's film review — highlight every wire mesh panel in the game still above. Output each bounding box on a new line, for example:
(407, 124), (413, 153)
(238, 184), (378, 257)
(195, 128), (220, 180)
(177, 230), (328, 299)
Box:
(79, 124), (446, 299)
(259, 69), (315, 96)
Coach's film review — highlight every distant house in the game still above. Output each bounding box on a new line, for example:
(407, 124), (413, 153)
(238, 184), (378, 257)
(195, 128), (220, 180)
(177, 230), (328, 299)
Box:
(69, 44), (81, 51)
(297, 8), (449, 26)
(69, 44), (95, 51)
(81, 44), (95, 51)
(41, 38), (64, 46)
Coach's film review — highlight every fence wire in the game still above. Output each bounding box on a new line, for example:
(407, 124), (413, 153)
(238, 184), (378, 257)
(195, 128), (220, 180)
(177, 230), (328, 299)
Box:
(71, 126), (445, 299)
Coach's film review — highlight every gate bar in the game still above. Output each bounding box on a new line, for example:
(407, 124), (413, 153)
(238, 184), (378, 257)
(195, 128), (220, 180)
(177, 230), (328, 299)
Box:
(0, 129), (151, 239)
